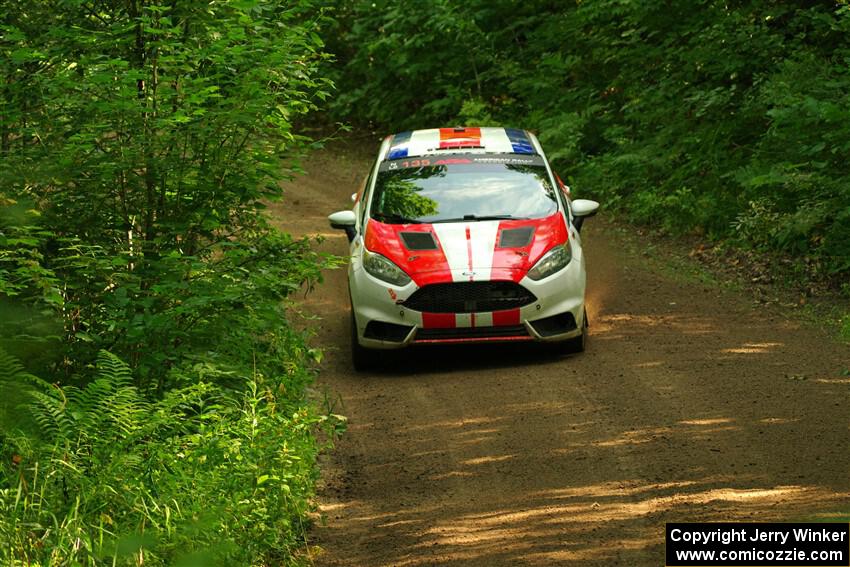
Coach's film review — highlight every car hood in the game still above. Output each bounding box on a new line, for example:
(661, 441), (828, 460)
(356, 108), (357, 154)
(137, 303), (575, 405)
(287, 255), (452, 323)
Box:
(364, 213), (568, 286)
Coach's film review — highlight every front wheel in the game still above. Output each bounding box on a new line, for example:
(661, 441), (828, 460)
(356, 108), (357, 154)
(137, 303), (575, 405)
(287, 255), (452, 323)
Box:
(560, 310), (588, 355)
(351, 311), (374, 372)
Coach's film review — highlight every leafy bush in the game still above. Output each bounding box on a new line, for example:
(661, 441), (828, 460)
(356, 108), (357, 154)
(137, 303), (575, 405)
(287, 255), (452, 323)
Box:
(1, 0), (344, 563)
(324, 0), (850, 278)
(1, 349), (342, 565)
(1, 0), (334, 377)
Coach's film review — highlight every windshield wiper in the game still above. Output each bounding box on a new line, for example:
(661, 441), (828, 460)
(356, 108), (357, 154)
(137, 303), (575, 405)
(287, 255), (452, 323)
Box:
(372, 212), (423, 224)
(432, 214), (528, 223)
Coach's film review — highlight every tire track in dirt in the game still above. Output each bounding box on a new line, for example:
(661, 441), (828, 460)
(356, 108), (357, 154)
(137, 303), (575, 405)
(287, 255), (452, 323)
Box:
(270, 141), (850, 566)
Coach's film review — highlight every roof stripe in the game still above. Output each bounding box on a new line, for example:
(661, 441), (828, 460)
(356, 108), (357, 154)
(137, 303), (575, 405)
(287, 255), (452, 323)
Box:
(385, 127), (537, 160)
(387, 130), (412, 159)
(505, 128), (535, 154)
(480, 128), (515, 153)
(438, 127), (482, 149)
(407, 129), (440, 157)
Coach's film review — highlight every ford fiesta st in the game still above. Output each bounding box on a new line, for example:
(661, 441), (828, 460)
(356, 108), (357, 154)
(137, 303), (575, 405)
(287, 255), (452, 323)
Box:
(328, 127), (599, 370)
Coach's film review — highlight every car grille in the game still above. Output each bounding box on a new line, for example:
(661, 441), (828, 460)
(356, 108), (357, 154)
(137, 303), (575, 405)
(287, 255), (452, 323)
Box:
(403, 281), (536, 313)
(415, 325), (529, 341)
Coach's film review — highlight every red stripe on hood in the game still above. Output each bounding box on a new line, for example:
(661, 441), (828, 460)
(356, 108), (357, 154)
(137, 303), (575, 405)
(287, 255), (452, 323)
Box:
(490, 212), (569, 282)
(364, 219), (453, 286)
(365, 211), (568, 286)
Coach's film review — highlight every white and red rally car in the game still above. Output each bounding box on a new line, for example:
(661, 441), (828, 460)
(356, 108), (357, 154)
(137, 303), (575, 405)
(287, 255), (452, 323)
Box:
(328, 127), (599, 370)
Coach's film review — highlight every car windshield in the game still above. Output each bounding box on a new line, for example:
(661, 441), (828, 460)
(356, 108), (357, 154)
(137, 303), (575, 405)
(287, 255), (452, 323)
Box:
(370, 154), (559, 224)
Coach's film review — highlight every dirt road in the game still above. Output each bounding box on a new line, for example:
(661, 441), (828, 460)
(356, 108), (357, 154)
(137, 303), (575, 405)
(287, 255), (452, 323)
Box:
(272, 142), (850, 566)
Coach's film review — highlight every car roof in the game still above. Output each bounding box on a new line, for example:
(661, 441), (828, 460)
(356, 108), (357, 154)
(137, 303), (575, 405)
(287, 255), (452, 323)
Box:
(380, 127), (541, 161)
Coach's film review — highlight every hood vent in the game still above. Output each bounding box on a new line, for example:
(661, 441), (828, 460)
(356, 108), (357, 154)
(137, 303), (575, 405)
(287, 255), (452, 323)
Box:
(400, 231), (439, 251)
(498, 227), (534, 248)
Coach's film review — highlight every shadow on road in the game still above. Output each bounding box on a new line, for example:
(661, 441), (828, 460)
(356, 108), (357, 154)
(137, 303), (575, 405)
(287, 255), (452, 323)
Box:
(274, 142), (850, 566)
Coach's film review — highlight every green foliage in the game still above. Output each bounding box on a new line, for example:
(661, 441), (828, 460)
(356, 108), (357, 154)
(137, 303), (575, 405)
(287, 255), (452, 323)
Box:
(0, 349), (342, 565)
(325, 0), (850, 278)
(1, 0), (333, 378)
(840, 316), (850, 342)
(1, 0), (344, 564)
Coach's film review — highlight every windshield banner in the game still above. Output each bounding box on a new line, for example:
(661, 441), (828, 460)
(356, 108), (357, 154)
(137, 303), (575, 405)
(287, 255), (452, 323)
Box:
(380, 153), (545, 172)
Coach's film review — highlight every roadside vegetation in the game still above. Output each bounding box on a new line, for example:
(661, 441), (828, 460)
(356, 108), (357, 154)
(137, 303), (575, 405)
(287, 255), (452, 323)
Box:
(2, 0), (849, 565)
(0, 1), (342, 564)
(323, 0), (850, 306)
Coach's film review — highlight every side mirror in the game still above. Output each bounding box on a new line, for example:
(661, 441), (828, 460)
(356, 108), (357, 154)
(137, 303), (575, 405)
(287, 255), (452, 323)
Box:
(328, 210), (357, 242)
(571, 199), (599, 232)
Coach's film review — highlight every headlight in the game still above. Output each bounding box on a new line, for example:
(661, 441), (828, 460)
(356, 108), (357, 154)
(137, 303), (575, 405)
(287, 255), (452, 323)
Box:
(363, 250), (412, 286)
(527, 244), (571, 281)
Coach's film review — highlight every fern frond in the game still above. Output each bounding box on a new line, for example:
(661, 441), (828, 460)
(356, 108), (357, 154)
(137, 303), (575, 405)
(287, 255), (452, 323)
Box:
(81, 352), (146, 437)
(0, 346), (72, 445)
(69, 378), (113, 431)
(28, 389), (74, 441)
(0, 348), (25, 383)
(100, 388), (149, 437)
(96, 350), (133, 389)
(0, 346), (54, 396)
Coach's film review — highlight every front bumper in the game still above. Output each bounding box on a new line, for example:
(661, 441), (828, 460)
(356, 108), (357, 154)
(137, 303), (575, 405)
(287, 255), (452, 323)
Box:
(349, 252), (587, 349)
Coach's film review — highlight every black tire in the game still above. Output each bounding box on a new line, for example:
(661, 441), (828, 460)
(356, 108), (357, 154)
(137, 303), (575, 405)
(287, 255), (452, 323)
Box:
(560, 310), (588, 355)
(351, 311), (374, 372)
